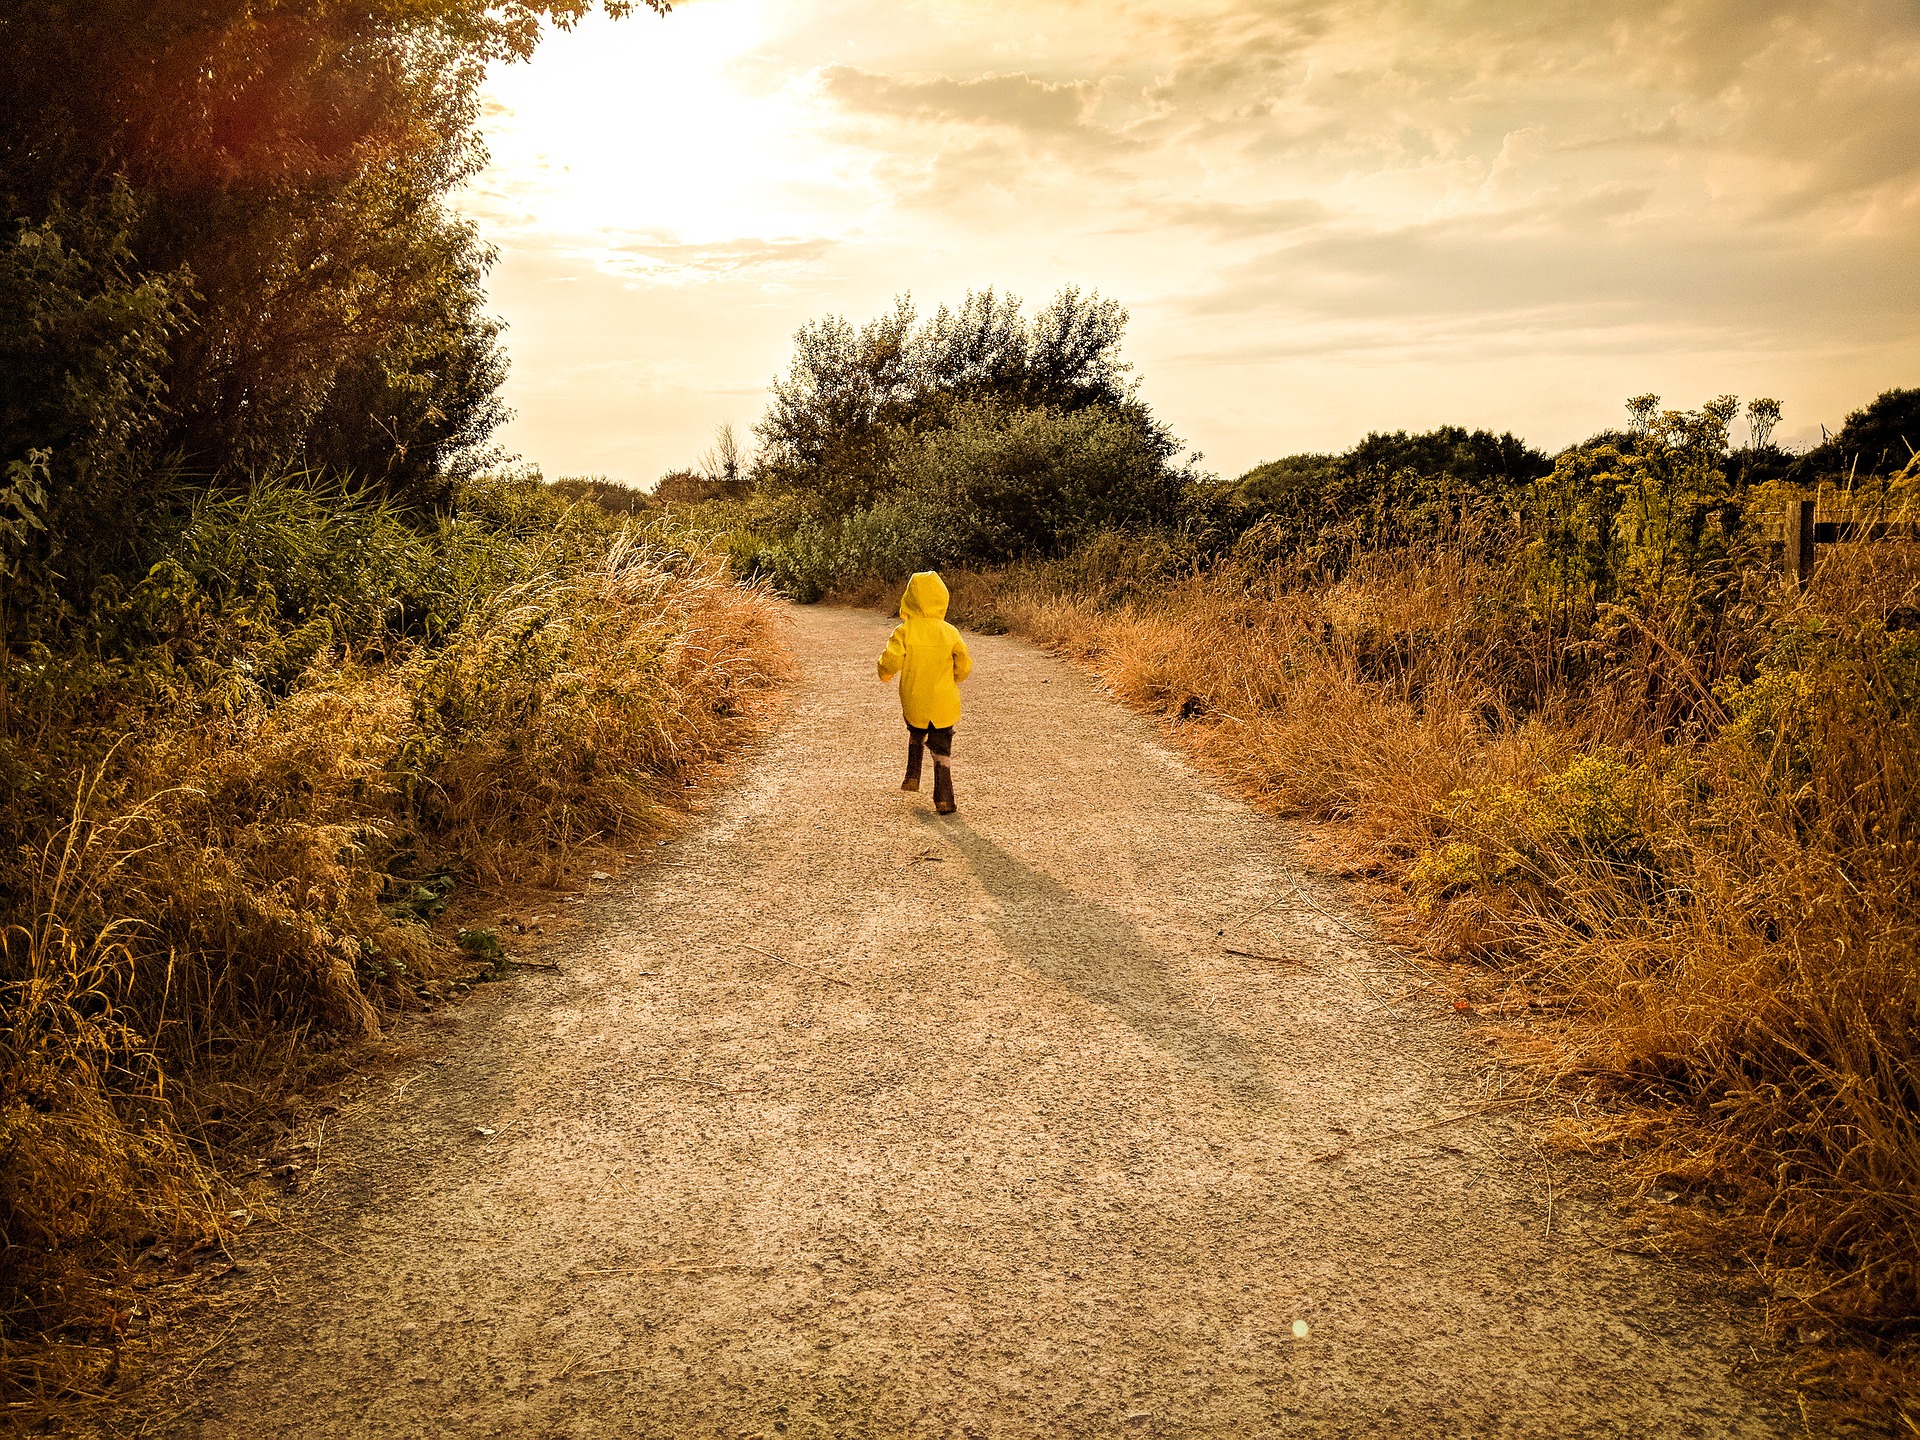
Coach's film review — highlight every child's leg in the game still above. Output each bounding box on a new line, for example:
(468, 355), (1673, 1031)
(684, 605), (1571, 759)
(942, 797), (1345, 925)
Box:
(902, 723), (926, 791)
(928, 725), (956, 813)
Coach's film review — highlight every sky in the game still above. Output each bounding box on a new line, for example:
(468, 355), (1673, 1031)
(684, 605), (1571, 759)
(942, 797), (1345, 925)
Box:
(457, 0), (1920, 485)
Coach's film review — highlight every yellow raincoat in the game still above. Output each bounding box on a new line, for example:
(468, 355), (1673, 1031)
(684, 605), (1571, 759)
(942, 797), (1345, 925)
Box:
(877, 572), (972, 728)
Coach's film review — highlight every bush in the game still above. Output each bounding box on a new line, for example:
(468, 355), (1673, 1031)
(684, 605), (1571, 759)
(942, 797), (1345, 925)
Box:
(547, 475), (656, 516)
(730, 288), (1194, 598)
(752, 401), (1195, 599)
(1220, 426), (1550, 578)
(1410, 749), (1660, 914)
(0, 473), (789, 1405)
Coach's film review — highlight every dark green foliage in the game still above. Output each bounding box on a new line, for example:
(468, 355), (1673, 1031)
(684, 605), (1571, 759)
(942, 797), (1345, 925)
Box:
(1345, 427), (1547, 490)
(744, 288), (1192, 596)
(655, 471), (750, 504)
(0, 0), (661, 637)
(756, 287), (1172, 509)
(552, 475), (657, 514)
(0, 189), (188, 611)
(384, 867), (459, 924)
(916, 286), (1139, 415)
(1233, 426), (1547, 507)
(1230, 452), (1339, 508)
(455, 926), (509, 980)
(763, 402), (1190, 600)
(1794, 387), (1920, 484)
(291, 225), (513, 506)
(1222, 425), (1550, 577)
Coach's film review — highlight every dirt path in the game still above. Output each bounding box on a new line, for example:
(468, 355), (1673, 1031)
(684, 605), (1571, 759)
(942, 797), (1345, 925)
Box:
(158, 605), (1790, 1439)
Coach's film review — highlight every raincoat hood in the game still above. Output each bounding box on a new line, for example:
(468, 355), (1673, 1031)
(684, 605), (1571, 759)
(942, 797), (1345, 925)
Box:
(900, 571), (949, 623)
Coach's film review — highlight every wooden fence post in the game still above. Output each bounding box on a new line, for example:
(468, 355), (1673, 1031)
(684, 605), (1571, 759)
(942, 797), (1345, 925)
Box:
(1785, 497), (1816, 587)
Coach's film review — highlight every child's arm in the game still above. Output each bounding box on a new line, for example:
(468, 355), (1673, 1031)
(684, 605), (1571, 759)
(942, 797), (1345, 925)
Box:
(877, 625), (907, 682)
(952, 631), (973, 683)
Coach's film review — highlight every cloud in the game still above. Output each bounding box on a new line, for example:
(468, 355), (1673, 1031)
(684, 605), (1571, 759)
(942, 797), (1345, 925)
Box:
(1197, 207), (1920, 351)
(1122, 0), (1920, 214)
(1145, 197), (1332, 239)
(468, 0), (1920, 481)
(819, 65), (1109, 142)
(594, 236), (836, 284)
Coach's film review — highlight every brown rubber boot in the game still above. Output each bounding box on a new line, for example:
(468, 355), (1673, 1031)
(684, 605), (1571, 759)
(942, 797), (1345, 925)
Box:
(902, 737), (924, 792)
(933, 757), (955, 814)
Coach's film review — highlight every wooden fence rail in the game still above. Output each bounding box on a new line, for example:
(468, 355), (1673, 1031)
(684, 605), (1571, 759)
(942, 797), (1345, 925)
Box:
(1763, 498), (1918, 586)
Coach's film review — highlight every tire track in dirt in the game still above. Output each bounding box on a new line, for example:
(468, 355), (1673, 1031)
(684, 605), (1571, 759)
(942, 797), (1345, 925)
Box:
(159, 604), (1790, 1438)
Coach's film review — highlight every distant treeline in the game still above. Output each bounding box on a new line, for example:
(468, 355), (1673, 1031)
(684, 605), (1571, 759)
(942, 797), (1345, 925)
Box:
(630, 287), (1917, 608)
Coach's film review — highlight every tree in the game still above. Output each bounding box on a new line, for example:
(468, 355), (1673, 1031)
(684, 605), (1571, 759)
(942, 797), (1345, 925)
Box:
(297, 220), (513, 504)
(696, 422), (750, 496)
(1224, 427), (1550, 571)
(755, 297), (922, 509)
(0, 0), (664, 623)
(913, 285), (1135, 414)
(755, 286), (1169, 514)
(1793, 387), (1920, 485)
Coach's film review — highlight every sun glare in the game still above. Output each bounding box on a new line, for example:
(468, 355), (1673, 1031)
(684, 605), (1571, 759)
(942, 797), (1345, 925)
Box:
(456, 0), (1919, 485)
(466, 6), (877, 270)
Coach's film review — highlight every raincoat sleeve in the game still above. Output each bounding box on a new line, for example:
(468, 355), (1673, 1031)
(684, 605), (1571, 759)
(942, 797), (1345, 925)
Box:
(951, 630), (973, 684)
(878, 624), (907, 682)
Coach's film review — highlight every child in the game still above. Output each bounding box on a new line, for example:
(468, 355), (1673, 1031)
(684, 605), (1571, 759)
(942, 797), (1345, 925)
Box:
(877, 571), (972, 814)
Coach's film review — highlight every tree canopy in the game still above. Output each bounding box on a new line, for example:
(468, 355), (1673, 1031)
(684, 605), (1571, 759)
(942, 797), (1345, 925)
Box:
(0, 0), (660, 627)
(743, 287), (1193, 597)
(755, 287), (1166, 511)
(1794, 387), (1920, 483)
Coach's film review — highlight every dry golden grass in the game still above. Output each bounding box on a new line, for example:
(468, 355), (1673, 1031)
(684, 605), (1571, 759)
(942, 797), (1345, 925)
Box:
(419, 533), (791, 883)
(869, 539), (1920, 1429)
(0, 529), (790, 1413)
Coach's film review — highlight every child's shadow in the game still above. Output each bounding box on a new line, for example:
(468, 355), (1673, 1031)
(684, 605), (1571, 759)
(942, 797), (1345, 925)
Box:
(918, 813), (1275, 1108)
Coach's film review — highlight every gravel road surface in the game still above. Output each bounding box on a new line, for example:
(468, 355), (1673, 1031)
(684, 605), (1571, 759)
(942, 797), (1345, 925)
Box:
(162, 604), (1789, 1439)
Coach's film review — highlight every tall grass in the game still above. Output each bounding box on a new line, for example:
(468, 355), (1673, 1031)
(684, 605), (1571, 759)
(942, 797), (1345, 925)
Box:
(0, 476), (790, 1410)
(883, 530), (1919, 1426)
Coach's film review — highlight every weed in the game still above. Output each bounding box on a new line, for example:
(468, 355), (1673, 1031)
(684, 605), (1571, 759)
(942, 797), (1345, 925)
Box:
(455, 927), (509, 981)
(0, 473), (790, 1405)
(933, 528), (1919, 1427)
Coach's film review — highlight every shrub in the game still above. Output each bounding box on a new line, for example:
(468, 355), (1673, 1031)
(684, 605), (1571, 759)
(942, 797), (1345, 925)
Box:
(755, 401), (1194, 599)
(1410, 749), (1659, 914)
(0, 474), (789, 1405)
